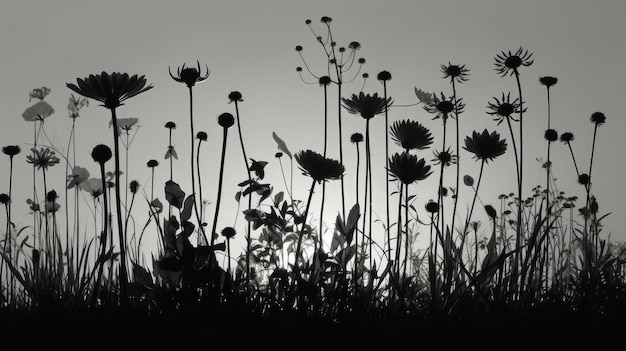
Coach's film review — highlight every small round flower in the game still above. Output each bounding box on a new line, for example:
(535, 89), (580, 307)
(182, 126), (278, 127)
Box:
(129, 180), (140, 194)
(539, 76), (558, 88)
(321, 16), (332, 24)
(296, 67), (303, 72)
(168, 61), (210, 88)
(295, 45), (303, 52)
(295, 150), (345, 183)
(387, 151), (432, 185)
(425, 200), (439, 214)
(218, 112), (235, 128)
(463, 129), (508, 163)
(0, 193), (10, 205)
(196, 131), (208, 141)
(275, 152), (283, 158)
(358, 58), (366, 64)
(578, 173), (589, 185)
(147, 159), (159, 168)
(305, 19), (312, 25)
(377, 70), (392, 82)
(560, 132), (574, 143)
(319, 76), (332, 86)
(46, 190), (58, 203)
(590, 112), (606, 126)
(228, 91), (243, 102)
(544, 129), (558, 142)
(432, 147), (457, 167)
(441, 62), (470, 83)
(27, 147), (61, 170)
(221, 226), (237, 240)
(487, 93), (525, 125)
(2, 145), (21, 157)
(165, 121), (176, 129)
(494, 47), (534, 77)
(91, 144), (112, 164)
(389, 119), (433, 151)
(342, 92), (393, 120)
(349, 42), (361, 50)
(350, 132), (364, 144)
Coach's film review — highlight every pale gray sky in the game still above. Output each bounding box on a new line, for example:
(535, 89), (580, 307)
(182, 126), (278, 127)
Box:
(1, 0), (624, 259)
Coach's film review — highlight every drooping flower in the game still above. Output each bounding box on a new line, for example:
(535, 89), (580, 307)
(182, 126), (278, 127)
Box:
(441, 62), (470, 83)
(494, 47), (534, 77)
(389, 119), (433, 151)
(66, 71), (153, 109)
(67, 94), (89, 118)
(22, 100), (55, 121)
(67, 165), (90, 189)
(295, 150), (345, 183)
(463, 129), (508, 163)
(26, 147), (60, 170)
(387, 151), (432, 184)
(169, 61), (210, 88)
(341, 92), (393, 120)
(486, 92), (526, 125)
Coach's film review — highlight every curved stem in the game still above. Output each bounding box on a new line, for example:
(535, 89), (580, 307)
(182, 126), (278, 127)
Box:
(211, 128), (229, 246)
(234, 100), (253, 283)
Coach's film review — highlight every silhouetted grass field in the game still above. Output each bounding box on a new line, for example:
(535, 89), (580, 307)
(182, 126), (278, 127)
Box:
(1, 17), (625, 338)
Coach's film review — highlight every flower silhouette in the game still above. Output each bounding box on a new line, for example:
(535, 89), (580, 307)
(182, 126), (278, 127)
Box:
(423, 92), (464, 120)
(341, 92), (393, 120)
(487, 92), (525, 125)
(109, 117), (139, 134)
(79, 178), (104, 198)
(67, 94), (89, 118)
(67, 165), (90, 189)
(295, 150), (345, 183)
(2, 145), (21, 157)
(463, 129), (508, 163)
(494, 47), (534, 77)
(387, 151), (432, 184)
(539, 76), (558, 88)
(441, 62), (469, 83)
(26, 147), (60, 170)
(389, 119), (433, 151)
(22, 100), (55, 121)
(66, 72), (153, 109)
(169, 61), (210, 88)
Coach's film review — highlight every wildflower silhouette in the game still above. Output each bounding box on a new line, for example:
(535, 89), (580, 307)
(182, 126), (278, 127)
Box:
(389, 119), (433, 151)
(378, 70), (393, 258)
(169, 61), (210, 245)
(66, 71), (153, 306)
(221, 226), (237, 275)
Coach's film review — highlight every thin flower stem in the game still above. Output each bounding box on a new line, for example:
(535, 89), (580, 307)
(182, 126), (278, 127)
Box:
(211, 128), (229, 246)
(294, 178), (317, 283)
(91, 163), (109, 309)
(514, 70), (524, 298)
(188, 87), (207, 244)
(544, 85), (552, 292)
(403, 185), (410, 279)
(450, 79), (461, 235)
(383, 81), (391, 266)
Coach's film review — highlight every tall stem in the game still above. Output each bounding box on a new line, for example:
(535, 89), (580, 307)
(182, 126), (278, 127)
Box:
(188, 87), (207, 244)
(234, 100), (253, 283)
(110, 107), (128, 307)
(211, 128), (229, 246)
(383, 81), (391, 265)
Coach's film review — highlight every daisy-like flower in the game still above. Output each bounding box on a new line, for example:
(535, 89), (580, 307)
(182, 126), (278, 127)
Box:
(389, 119), (433, 150)
(486, 92), (526, 125)
(295, 149), (345, 183)
(432, 147), (457, 167)
(441, 62), (470, 83)
(539, 76), (558, 88)
(341, 92), (393, 120)
(494, 47), (534, 77)
(2, 145), (21, 157)
(26, 147), (60, 170)
(387, 151), (432, 184)
(66, 72), (153, 109)
(169, 61), (210, 88)
(463, 129), (508, 163)
(423, 92), (464, 120)
(22, 100), (55, 122)
(67, 94), (89, 118)
(67, 165), (90, 189)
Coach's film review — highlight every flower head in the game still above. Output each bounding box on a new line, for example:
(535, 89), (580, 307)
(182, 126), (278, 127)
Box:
(29, 87), (51, 102)
(196, 131), (208, 141)
(318, 76), (332, 86)
(165, 121), (176, 130)
(295, 150), (345, 183)
(169, 61), (210, 88)
(67, 166), (90, 189)
(441, 62), (469, 83)
(389, 119), (433, 151)
(487, 92), (525, 125)
(221, 226), (237, 240)
(560, 132), (574, 143)
(66, 71), (153, 110)
(590, 112), (606, 126)
(228, 91), (243, 103)
(67, 94), (89, 118)
(350, 133), (364, 144)
(147, 159), (159, 168)
(494, 47), (534, 77)
(388, 151), (432, 184)
(22, 101), (55, 122)
(377, 70), (392, 82)
(423, 92), (464, 120)
(544, 129), (558, 142)
(425, 200), (439, 214)
(342, 92), (393, 120)
(218, 112), (235, 128)
(129, 180), (140, 194)
(463, 129), (508, 163)
(27, 147), (60, 170)
(432, 147), (457, 167)
(539, 76), (558, 88)
(2, 145), (21, 157)
(91, 144), (112, 164)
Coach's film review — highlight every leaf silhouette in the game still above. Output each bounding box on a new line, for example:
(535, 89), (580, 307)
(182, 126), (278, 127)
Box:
(272, 131), (292, 159)
(165, 180), (185, 209)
